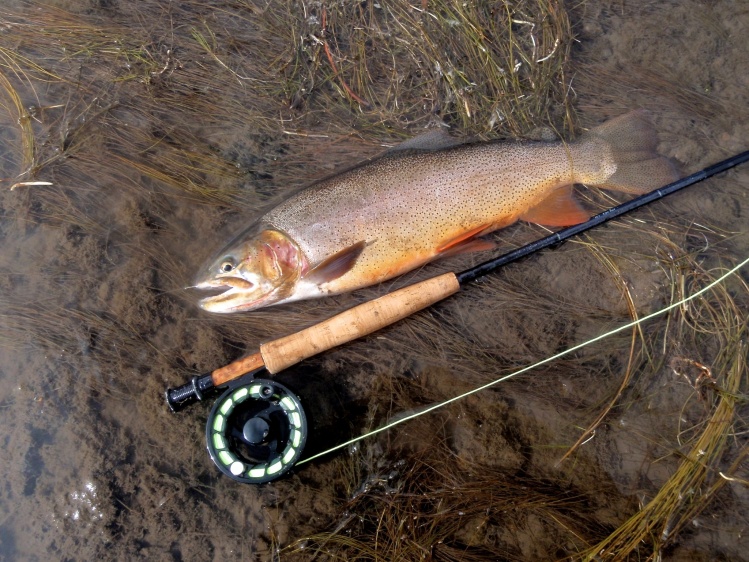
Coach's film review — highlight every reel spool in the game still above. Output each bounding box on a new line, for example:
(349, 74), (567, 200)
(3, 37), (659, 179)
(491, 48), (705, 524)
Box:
(206, 379), (307, 484)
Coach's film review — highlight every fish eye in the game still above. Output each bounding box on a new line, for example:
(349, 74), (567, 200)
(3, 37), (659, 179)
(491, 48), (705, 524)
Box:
(219, 260), (235, 273)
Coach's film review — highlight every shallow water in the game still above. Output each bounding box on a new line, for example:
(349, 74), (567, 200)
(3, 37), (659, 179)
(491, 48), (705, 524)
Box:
(1, 0), (748, 560)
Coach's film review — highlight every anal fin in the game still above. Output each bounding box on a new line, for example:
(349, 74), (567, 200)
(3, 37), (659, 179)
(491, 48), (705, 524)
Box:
(519, 185), (589, 227)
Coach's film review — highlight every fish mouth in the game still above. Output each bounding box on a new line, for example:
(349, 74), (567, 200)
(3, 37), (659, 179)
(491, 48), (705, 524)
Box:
(193, 278), (270, 313)
(192, 282), (232, 297)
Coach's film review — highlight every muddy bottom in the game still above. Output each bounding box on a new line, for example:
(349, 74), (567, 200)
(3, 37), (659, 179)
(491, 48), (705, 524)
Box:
(0, 0), (748, 560)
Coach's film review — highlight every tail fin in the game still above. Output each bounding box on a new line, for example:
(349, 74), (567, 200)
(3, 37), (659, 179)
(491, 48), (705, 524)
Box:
(579, 111), (679, 194)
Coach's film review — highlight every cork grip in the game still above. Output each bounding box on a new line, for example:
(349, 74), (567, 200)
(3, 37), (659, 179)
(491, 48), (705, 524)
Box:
(259, 272), (461, 374)
(211, 351), (264, 386)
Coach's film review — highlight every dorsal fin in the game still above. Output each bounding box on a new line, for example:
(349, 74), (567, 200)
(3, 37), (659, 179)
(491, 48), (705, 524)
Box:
(388, 129), (467, 152)
(524, 125), (558, 142)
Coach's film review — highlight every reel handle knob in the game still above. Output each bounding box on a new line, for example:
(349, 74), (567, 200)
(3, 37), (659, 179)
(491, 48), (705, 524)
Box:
(165, 374), (215, 412)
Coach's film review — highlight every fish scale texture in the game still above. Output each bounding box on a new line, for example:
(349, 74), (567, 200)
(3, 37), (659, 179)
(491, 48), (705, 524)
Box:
(266, 141), (572, 291)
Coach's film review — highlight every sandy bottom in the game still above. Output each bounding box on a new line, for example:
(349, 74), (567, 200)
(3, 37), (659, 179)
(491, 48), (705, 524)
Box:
(0, 0), (748, 560)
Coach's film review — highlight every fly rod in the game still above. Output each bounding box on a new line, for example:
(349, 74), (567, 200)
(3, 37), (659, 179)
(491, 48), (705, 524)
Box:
(166, 150), (749, 412)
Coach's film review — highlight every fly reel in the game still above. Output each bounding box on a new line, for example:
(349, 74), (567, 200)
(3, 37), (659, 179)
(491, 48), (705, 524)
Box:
(205, 379), (307, 484)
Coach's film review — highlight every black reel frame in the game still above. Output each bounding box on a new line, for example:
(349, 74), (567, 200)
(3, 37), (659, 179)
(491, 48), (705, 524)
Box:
(206, 378), (307, 484)
(167, 369), (309, 484)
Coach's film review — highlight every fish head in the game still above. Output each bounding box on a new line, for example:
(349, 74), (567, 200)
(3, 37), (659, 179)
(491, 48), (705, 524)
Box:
(194, 228), (306, 313)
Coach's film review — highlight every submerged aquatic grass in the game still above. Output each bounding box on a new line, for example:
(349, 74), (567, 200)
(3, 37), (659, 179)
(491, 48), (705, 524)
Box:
(284, 427), (611, 560)
(0, 50), (41, 187)
(578, 254), (749, 559)
(284, 226), (749, 560)
(0, 1), (747, 560)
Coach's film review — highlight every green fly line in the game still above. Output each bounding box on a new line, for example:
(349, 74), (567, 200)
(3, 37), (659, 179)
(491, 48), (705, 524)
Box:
(299, 254), (749, 466)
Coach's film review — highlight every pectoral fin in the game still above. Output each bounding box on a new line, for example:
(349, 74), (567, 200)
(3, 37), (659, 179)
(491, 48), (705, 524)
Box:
(305, 241), (367, 285)
(519, 185), (590, 227)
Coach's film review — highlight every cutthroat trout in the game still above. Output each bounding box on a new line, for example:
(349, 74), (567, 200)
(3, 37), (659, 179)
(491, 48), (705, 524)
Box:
(195, 111), (677, 312)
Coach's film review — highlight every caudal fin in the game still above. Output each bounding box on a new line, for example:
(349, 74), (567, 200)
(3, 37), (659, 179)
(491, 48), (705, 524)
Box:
(581, 111), (679, 194)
